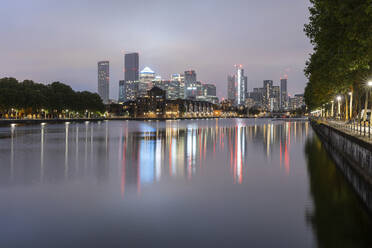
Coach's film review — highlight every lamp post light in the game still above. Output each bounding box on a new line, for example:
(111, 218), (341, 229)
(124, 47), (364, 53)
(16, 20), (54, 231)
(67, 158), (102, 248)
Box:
(349, 92), (353, 120)
(331, 100), (334, 118)
(337, 96), (342, 118)
(363, 81), (372, 122)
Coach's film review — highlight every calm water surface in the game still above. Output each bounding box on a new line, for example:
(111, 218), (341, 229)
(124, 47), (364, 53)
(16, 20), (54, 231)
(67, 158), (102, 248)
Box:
(0, 119), (371, 247)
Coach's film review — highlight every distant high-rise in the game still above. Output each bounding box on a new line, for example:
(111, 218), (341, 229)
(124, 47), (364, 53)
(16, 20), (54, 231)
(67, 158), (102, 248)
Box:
(272, 85), (280, 111)
(171, 73), (185, 99)
(263, 80), (273, 110)
(138, 67), (155, 97)
(202, 84), (217, 97)
(184, 70), (197, 99)
(125, 53), (139, 82)
(119, 80), (125, 102)
(280, 78), (288, 110)
(123, 53), (139, 102)
(236, 66), (247, 105)
(97, 61), (109, 104)
(227, 75), (236, 103)
(124, 80), (138, 102)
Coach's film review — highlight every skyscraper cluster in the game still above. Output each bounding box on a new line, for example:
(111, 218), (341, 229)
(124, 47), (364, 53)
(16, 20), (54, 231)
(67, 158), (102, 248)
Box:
(245, 79), (287, 112)
(226, 68), (305, 112)
(98, 52), (218, 105)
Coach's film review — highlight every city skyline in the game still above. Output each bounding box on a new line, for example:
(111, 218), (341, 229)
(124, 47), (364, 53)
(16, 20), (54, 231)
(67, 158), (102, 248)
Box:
(0, 0), (312, 100)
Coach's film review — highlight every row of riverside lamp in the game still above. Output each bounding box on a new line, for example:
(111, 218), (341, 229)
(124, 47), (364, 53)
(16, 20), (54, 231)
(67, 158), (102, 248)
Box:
(328, 80), (372, 120)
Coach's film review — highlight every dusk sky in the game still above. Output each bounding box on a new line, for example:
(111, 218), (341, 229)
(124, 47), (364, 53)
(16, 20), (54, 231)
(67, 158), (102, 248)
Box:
(0, 0), (312, 100)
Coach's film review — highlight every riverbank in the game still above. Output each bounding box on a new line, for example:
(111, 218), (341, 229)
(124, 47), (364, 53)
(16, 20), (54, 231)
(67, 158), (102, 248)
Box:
(0, 116), (221, 126)
(0, 116), (309, 126)
(311, 120), (372, 211)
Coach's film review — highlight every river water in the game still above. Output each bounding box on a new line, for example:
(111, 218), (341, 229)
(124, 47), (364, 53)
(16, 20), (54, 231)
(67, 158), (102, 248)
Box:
(0, 119), (371, 247)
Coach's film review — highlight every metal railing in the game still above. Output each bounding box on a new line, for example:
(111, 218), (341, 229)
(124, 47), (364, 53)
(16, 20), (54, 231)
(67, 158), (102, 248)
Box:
(325, 119), (372, 139)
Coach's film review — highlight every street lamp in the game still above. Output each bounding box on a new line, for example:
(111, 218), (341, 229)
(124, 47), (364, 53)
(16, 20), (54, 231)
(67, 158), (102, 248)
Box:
(348, 92), (353, 120)
(337, 96), (342, 118)
(363, 81), (372, 122)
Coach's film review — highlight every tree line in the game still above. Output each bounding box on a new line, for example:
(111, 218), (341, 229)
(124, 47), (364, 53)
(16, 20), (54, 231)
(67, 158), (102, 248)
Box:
(304, 0), (372, 120)
(0, 77), (105, 118)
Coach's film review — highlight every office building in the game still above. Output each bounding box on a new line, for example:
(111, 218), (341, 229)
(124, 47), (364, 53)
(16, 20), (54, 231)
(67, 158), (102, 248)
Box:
(124, 53), (139, 82)
(263, 80), (273, 110)
(171, 74), (185, 99)
(280, 78), (288, 110)
(185, 70), (197, 99)
(138, 67), (155, 97)
(119, 80), (125, 103)
(227, 75), (236, 103)
(202, 84), (217, 97)
(236, 66), (247, 105)
(124, 80), (139, 102)
(98, 61), (109, 104)
(272, 86), (280, 111)
(250, 88), (264, 106)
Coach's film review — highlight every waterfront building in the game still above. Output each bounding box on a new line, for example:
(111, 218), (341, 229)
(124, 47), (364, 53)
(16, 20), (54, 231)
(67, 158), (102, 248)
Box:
(291, 94), (305, 110)
(121, 86), (215, 118)
(185, 70), (197, 99)
(98, 61), (109, 104)
(227, 75), (236, 103)
(280, 78), (288, 110)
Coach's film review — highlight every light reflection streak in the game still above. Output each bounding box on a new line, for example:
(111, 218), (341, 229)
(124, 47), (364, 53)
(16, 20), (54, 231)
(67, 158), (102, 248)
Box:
(40, 124), (45, 183)
(85, 122), (88, 169)
(121, 126), (127, 197)
(65, 122), (69, 179)
(115, 120), (302, 195)
(75, 126), (79, 174)
(10, 125), (15, 181)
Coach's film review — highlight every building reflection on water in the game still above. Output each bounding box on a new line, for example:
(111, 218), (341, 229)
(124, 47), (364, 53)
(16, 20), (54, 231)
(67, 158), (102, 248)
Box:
(1, 120), (309, 193)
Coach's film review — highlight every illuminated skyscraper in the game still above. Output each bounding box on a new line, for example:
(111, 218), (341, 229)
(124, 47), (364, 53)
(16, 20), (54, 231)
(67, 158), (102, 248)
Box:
(184, 70), (197, 99)
(171, 74), (185, 99)
(98, 61), (109, 104)
(236, 66), (247, 105)
(263, 80), (273, 110)
(119, 80), (125, 102)
(139, 67), (155, 97)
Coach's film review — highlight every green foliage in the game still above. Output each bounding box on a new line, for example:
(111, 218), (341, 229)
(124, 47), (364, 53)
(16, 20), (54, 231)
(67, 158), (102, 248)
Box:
(0, 77), (105, 114)
(304, 0), (372, 110)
